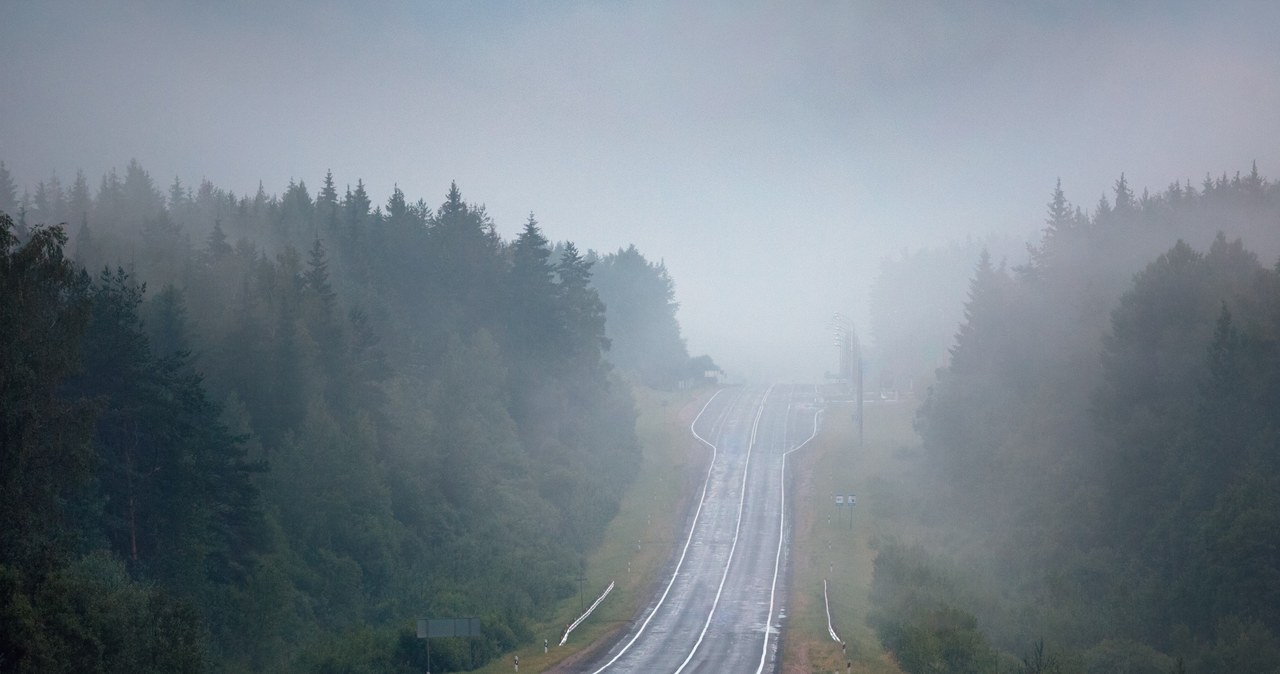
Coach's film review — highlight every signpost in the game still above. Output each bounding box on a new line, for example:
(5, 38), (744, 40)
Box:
(416, 617), (482, 672)
(835, 493), (856, 529)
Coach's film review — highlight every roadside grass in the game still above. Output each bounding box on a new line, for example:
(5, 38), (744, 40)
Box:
(474, 385), (713, 673)
(782, 398), (918, 674)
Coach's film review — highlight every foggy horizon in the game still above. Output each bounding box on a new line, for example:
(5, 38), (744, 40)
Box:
(7, 4), (1280, 673)
(4, 1), (1279, 380)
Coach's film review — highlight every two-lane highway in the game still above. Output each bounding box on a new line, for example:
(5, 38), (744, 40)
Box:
(568, 384), (821, 673)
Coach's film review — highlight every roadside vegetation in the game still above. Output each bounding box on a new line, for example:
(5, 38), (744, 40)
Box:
(0, 159), (713, 673)
(784, 397), (913, 674)
(475, 385), (712, 673)
(864, 169), (1280, 673)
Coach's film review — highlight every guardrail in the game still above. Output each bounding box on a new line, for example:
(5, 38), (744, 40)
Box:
(560, 580), (616, 646)
(824, 579), (841, 643)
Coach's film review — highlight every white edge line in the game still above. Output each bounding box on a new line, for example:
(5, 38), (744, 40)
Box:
(589, 387), (730, 674)
(674, 384), (775, 674)
(756, 390), (824, 674)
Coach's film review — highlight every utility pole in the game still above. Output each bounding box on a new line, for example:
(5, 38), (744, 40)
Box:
(855, 331), (863, 449)
(577, 557), (586, 613)
(832, 313), (864, 448)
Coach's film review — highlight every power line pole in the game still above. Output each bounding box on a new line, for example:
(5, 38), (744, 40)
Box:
(854, 329), (863, 449)
(832, 313), (864, 448)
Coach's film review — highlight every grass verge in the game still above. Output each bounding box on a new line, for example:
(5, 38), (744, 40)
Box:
(781, 398), (918, 674)
(474, 385), (713, 673)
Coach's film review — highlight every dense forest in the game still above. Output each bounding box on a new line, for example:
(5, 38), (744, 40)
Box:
(0, 159), (706, 672)
(868, 234), (1023, 395)
(869, 167), (1280, 673)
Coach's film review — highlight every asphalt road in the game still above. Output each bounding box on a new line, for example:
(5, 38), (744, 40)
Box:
(568, 384), (821, 673)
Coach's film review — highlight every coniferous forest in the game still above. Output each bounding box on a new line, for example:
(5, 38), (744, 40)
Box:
(869, 168), (1280, 673)
(0, 159), (704, 673)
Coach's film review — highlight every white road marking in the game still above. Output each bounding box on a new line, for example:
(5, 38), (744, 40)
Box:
(589, 388), (731, 674)
(674, 385), (775, 674)
(756, 391), (822, 674)
(588, 386), (821, 674)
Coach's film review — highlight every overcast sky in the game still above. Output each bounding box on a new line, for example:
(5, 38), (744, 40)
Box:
(3, 1), (1278, 380)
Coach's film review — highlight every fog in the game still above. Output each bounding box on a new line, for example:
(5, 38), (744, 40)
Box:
(3, 0), (1279, 380)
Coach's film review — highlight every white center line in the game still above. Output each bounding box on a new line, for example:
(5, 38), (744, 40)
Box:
(589, 387), (732, 674)
(757, 387), (822, 674)
(673, 384), (775, 674)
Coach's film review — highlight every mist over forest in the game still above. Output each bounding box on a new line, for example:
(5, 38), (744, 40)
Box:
(865, 168), (1280, 673)
(0, 161), (713, 671)
(4, 2), (1280, 673)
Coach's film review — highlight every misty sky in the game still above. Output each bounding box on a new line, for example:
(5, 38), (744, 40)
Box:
(3, 1), (1278, 380)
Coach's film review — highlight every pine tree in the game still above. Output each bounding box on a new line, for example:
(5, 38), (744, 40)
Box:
(426, 182), (502, 336)
(949, 249), (1005, 374)
(316, 169), (340, 235)
(74, 217), (99, 269)
(1028, 179), (1075, 274)
(0, 161), (17, 217)
(148, 284), (191, 362)
(303, 237), (333, 302)
(72, 270), (264, 584)
(507, 214), (560, 351)
(386, 185), (408, 222)
(431, 330), (523, 510)
(68, 169), (91, 225)
(1094, 193), (1112, 221)
(591, 245), (690, 387)
(438, 181), (465, 223)
(168, 175), (188, 212)
(302, 236), (339, 357)
(32, 174), (66, 225)
(78, 267), (155, 566)
(557, 242), (608, 356)
(0, 213), (95, 574)
(344, 179), (371, 241)
(346, 306), (391, 416)
(203, 219), (233, 263)
(1114, 173), (1135, 213)
(121, 159), (163, 233)
(318, 170), (339, 209)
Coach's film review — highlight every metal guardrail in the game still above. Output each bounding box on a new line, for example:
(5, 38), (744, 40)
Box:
(824, 579), (841, 643)
(560, 581), (616, 646)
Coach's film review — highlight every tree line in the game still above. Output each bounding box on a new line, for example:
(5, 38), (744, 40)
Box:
(0, 159), (709, 672)
(868, 166), (1280, 673)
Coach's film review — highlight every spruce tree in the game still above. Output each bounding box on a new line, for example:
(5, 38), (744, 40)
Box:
(68, 169), (91, 224)
(0, 161), (17, 217)
(0, 214), (95, 574)
(1114, 172), (1135, 213)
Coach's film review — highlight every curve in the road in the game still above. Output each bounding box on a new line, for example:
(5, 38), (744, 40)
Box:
(588, 388), (732, 674)
(579, 385), (820, 674)
(672, 385), (774, 674)
(756, 400), (822, 674)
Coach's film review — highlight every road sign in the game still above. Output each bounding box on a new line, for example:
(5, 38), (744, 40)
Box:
(835, 495), (844, 506)
(849, 495), (856, 506)
(417, 617), (481, 638)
